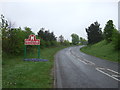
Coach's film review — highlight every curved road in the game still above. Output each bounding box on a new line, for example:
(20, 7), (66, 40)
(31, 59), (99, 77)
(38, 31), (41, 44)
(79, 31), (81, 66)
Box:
(54, 46), (119, 88)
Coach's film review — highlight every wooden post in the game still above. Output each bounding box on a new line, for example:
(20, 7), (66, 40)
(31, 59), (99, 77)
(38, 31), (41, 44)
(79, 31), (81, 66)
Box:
(24, 45), (26, 59)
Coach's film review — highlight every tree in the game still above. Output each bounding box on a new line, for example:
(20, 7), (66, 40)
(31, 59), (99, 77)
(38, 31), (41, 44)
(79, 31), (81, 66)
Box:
(63, 40), (70, 46)
(103, 20), (115, 42)
(0, 14), (8, 29)
(79, 37), (88, 45)
(112, 29), (120, 50)
(1, 15), (35, 55)
(24, 27), (34, 35)
(71, 33), (79, 45)
(37, 28), (57, 47)
(38, 28), (56, 41)
(59, 35), (64, 44)
(86, 21), (103, 44)
(37, 28), (44, 38)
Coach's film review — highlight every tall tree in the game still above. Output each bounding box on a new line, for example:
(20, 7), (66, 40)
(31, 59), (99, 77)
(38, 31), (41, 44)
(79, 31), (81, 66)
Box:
(103, 20), (115, 42)
(71, 33), (79, 45)
(86, 21), (103, 44)
(37, 28), (57, 47)
(112, 29), (120, 50)
(37, 28), (44, 39)
(38, 28), (56, 41)
(59, 35), (64, 44)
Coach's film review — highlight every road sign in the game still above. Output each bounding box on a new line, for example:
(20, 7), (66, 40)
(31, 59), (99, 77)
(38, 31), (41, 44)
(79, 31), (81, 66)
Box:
(24, 34), (40, 59)
(24, 34), (40, 45)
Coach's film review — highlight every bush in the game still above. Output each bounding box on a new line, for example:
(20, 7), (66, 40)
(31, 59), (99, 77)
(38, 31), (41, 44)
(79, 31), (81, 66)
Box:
(39, 38), (45, 49)
(63, 40), (70, 46)
(2, 27), (34, 55)
(45, 41), (51, 47)
(50, 41), (57, 46)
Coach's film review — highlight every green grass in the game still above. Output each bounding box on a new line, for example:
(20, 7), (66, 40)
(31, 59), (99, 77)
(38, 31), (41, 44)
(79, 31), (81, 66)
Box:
(2, 46), (69, 88)
(80, 40), (119, 63)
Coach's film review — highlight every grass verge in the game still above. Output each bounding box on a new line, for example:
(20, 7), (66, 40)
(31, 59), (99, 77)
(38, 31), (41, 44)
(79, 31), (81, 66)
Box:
(80, 40), (119, 63)
(2, 46), (69, 88)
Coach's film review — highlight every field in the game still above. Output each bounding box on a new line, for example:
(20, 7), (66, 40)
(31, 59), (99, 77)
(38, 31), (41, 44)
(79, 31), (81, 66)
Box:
(2, 46), (68, 88)
(80, 40), (119, 63)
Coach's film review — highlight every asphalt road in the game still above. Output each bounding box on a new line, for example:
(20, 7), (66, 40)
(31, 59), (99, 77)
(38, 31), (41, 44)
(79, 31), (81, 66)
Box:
(54, 46), (120, 88)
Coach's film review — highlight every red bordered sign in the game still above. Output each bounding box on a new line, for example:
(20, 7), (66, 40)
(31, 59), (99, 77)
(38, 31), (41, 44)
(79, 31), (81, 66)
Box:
(24, 35), (40, 45)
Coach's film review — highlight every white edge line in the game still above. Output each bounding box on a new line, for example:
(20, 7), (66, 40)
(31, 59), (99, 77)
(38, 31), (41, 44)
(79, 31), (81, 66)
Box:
(96, 68), (120, 82)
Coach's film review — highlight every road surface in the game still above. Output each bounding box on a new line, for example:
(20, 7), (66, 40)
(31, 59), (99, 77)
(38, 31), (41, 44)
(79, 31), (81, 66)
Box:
(54, 46), (120, 88)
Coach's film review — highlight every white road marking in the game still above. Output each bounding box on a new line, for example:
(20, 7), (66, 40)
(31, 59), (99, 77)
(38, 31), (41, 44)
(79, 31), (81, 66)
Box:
(83, 59), (95, 66)
(69, 49), (95, 66)
(77, 58), (87, 64)
(107, 69), (119, 74)
(96, 67), (120, 82)
(112, 75), (120, 77)
(68, 48), (120, 82)
(67, 50), (87, 65)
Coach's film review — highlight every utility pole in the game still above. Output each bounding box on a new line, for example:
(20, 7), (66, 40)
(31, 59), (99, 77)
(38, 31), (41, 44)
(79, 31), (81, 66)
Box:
(118, 1), (120, 32)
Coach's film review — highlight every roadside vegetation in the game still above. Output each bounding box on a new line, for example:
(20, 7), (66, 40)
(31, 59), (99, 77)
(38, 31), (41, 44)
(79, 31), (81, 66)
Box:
(80, 20), (120, 63)
(2, 46), (69, 88)
(1, 15), (71, 88)
(81, 40), (119, 62)
(1, 13), (120, 88)
(1, 14), (71, 56)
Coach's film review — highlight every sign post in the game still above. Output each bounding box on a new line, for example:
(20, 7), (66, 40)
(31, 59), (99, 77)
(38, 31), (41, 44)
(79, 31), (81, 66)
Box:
(38, 45), (40, 58)
(24, 34), (40, 59)
(24, 45), (27, 59)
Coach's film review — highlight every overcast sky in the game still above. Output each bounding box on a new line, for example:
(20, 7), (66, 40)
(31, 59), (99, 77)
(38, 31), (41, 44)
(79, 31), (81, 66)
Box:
(0, 0), (119, 41)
